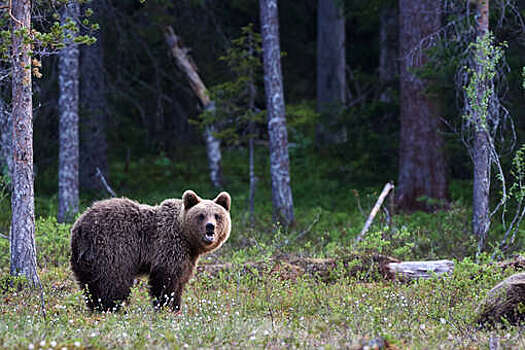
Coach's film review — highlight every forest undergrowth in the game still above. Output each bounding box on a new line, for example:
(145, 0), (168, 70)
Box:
(1, 147), (524, 349)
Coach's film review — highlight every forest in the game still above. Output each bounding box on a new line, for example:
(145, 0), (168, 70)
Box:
(1, 0), (525, 348)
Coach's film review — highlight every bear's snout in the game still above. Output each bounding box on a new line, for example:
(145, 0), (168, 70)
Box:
(202, 222), (216, 244)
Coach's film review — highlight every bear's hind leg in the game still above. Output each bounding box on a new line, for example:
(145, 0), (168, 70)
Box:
(84, 277), (134, 312)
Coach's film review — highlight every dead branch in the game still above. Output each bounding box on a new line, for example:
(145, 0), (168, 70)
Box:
(164, 25), (211, 107)
(96, 167), (116, 198)
(0, 232), (8, 240)
(355, 182), (395, 242)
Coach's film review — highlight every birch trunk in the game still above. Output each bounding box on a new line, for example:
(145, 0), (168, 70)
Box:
(10, 0), (40, 287)
(259, 0), (294, 226)
(316, 0), (347, 145)
(203, 104), (222, 189)
(80, 1), (108, 191)
(397, 0), (448, 211)
(472, 0), (491, 248)
(58, 2), (80, 223)
(0, 98), (13, 181)
(248, 133), (255, 225)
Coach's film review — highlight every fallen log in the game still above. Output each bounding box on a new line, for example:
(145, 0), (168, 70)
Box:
(497, 255), (525, 271)
(386, 260), (455, 280)
(197, 254), (459, 283)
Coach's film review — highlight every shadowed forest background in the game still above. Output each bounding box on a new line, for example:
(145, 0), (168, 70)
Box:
(1, 0), (525, 348)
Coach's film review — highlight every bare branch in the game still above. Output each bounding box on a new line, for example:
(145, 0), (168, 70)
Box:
(355, 182), (395, 243)
(96, 167), (116, 197)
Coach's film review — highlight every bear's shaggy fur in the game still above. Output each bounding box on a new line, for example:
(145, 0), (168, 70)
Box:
(70, 190), (231, 312)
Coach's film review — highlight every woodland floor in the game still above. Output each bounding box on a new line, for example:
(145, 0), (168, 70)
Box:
(2, 255), (525, 349)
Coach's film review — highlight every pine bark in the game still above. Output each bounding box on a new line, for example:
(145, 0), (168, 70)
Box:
(316, 0), (347, 145)
(397, 0), (448, 211)
(472, 0), (491, 247)
(379, 2), (398, 103)
(58, 2), (80, 223)
(259, 0), (295, 226)
(10, 0), (40, 287)
(79, 2), (108, 191)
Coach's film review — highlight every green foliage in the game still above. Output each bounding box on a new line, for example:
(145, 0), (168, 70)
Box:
(0, 217), (71, 272)
(0, 0), (97, 78)
(509, 144), (525, 203)
(463, 32), (506, 130)
(0, 251), (523, 348)
(200, 24), (264, 146)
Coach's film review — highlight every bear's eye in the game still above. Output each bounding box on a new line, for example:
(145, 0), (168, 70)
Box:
(198, 214), (205, 221)
(214, 214), (220, 221)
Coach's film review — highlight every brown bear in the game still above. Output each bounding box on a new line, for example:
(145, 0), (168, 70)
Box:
(70, 190), (231, 312)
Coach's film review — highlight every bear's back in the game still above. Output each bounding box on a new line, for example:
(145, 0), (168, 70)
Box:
(72, 198), (157, 250)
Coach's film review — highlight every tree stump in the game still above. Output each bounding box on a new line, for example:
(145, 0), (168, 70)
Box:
(477, 273), (525, 326)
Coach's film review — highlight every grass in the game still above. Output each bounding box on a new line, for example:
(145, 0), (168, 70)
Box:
(1, 256), (525, 349)
(1, 148), (525, 349)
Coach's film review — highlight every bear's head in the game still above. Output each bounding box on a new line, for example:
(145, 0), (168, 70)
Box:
(182, 190), (231, 253)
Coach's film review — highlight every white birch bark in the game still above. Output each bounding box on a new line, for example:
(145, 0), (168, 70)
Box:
(259, 0), (294, 225)
(203, 103), (222, 188)
(472, 0), (491, 248)
(58, 1), (80, 223)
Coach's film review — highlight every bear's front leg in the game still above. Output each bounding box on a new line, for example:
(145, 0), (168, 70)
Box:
(149, 268), (184, 312)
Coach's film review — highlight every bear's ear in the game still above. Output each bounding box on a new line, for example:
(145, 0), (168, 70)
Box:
(183, 190), (201, 210)
(213, 192), (231, 211)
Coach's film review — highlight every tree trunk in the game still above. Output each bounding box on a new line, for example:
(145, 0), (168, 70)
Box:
(248, 39), (257, 227)
(58, 2), (80, 223)
(248, 133), (255, 225)
(316, 0), (347, 145)
(0, 97), (13, 181)
(379, 2), (398, 103)
(10, 0), (40, 287)
(397, 0), (448, 211)
(79, 2), (108, 191)
(164, 26), (222, 188)
(203, 109), (222, 189)
(472, 0), (491, 248)
(259, 0), (295, 226)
